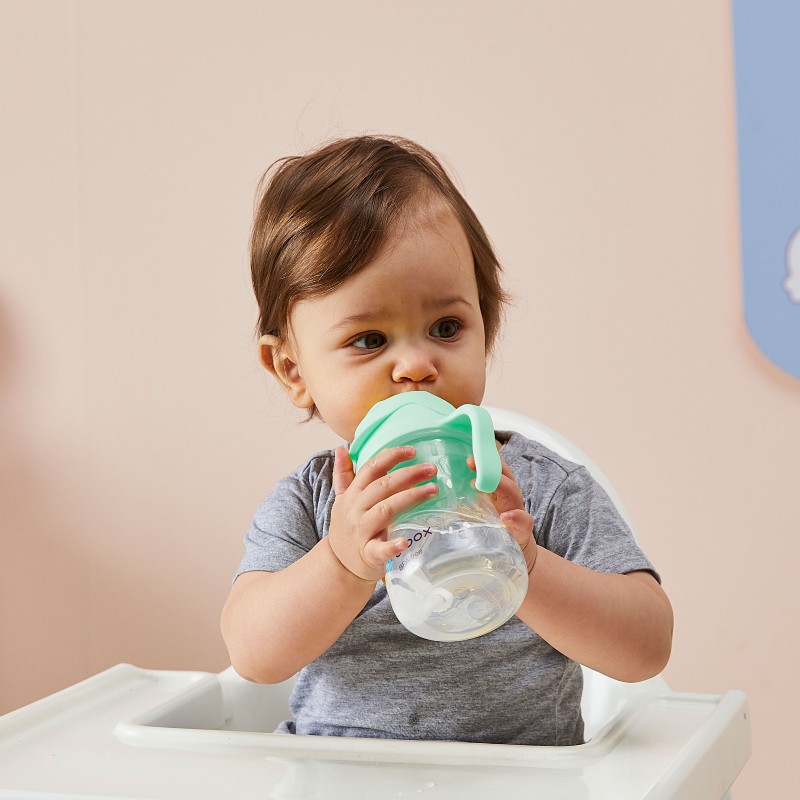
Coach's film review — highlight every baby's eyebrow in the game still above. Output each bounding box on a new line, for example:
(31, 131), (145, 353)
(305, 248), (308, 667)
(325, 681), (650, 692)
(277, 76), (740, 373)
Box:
(328, 297), (474, 333)
(429, 296), (474, 311)
(327, 311), (381, 332)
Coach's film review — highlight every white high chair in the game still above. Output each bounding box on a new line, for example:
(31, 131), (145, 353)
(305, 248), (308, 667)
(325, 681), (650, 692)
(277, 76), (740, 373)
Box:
(0, 409), (751, 799)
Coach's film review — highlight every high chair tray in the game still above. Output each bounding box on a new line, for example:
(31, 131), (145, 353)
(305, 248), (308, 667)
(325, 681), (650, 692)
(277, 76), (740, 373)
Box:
(0, 663), (749, 799)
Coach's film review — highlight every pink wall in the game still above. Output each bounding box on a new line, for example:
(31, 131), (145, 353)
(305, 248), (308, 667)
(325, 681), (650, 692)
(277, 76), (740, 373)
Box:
(1, 1), (794, 795)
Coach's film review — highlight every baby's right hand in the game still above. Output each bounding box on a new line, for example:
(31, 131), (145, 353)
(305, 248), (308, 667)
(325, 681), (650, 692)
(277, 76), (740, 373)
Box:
(327, 445), (438, 582)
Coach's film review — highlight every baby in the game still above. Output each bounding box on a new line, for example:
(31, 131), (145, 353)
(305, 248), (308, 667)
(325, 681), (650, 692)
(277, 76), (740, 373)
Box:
(221, 135), (673, 745)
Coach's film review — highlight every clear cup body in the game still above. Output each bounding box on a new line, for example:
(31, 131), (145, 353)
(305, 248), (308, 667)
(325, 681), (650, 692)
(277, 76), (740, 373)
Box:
(385, 436), (528, 641)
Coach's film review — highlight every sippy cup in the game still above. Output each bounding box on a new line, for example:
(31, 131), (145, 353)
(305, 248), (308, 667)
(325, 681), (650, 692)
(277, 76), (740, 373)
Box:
(349, 392), (528, 642)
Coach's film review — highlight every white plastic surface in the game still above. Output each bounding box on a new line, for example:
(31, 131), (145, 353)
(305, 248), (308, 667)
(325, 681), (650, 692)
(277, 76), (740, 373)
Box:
(0, 664), (750, 799)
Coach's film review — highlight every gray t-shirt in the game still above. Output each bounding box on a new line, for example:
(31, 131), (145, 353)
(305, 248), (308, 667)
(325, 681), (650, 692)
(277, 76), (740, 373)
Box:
(236, 431), (658, 745)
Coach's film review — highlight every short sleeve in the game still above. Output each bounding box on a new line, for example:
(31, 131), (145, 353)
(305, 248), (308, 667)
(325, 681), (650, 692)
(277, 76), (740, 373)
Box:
(235, 451), (336, 579)
(501, 433), (660, 582)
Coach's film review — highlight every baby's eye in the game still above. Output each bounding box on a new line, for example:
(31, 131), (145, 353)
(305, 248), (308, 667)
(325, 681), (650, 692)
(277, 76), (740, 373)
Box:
(351, 331), (386, 350)
(430, 318), (461, 339)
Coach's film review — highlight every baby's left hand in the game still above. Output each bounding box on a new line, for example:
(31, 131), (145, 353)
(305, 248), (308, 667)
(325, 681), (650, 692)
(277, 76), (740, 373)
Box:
(467, 455), (538, 574)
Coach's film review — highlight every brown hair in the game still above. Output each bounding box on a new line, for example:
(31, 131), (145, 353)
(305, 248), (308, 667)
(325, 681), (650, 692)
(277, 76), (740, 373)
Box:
(250, 136), (510, 418)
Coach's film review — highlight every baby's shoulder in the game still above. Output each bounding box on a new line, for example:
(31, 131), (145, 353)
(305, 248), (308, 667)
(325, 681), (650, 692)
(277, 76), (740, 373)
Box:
(499, 430), (584, 477)
(282, 448), (337, 504)
(498, 431), (591, 503)
(291, 448), (336, 482)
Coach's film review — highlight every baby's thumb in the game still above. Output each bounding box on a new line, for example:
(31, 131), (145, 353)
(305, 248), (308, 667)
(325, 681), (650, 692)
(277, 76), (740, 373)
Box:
(500, 509), (535, 549)
(333, 446), (355, 495)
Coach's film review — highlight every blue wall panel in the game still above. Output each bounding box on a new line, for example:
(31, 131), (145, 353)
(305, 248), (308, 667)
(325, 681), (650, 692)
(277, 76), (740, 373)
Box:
(733, 0), (800, 378)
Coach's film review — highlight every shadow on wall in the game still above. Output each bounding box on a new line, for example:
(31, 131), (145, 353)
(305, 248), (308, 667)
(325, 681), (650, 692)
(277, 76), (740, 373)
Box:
(0, 294), (92, 711)
(0, 294), (232, 712)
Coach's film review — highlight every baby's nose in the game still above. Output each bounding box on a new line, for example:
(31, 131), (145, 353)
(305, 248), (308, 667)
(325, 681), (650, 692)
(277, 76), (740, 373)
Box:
(391, 347), (438, 384)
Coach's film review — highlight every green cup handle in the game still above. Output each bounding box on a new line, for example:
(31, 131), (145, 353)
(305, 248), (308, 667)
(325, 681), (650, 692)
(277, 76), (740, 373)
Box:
(452, 405), (502, 493)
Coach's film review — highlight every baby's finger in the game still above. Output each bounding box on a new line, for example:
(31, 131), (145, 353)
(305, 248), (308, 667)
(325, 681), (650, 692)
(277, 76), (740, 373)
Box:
(500, 507), (535, 548)
(363, 534), (410, 570)
(351, 445), (417, 489)
(360, 460), (437, 508)
(361, 481), (439, 534)
(492, 475), (525, 515)
(501, 509), (538, 573)
(333, 446), (355, 496)
(491, 458), (525, 511)
(468, 455), (524, 514)
(500, 508), (539, 575)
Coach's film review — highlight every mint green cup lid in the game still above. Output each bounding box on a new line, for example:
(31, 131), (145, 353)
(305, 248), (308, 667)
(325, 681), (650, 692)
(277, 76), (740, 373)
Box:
(349, 391), (502, 493)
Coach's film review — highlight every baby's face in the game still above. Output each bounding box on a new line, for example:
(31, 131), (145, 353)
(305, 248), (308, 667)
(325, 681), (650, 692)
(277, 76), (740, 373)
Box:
(284, 203), (487, 441)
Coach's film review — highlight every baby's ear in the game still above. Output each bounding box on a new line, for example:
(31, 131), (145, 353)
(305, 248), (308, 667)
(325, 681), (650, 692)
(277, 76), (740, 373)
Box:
(257, 334), (313, 409)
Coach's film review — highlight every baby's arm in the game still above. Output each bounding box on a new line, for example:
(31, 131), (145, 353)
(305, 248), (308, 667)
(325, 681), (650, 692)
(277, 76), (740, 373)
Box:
(221, 446), (437, 683)
(488, 458), (673, 682)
